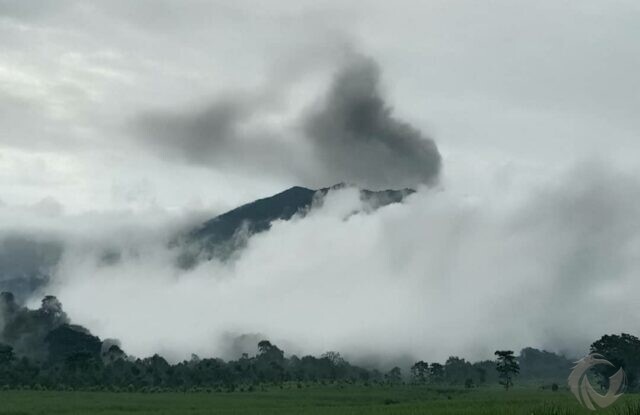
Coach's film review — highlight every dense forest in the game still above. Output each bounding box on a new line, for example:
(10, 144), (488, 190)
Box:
(0, 293), (637, 392)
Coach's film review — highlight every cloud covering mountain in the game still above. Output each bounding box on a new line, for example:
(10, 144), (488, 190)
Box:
(1, 164), (639, 365)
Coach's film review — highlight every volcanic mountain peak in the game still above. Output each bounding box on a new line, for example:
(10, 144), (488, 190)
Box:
(178, 184), (414, 267)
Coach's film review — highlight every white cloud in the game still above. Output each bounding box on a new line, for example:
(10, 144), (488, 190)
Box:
(11, 163), (633, 364)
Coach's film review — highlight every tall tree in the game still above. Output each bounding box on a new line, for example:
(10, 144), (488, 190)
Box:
(591, 333), (640, 390)
(495, 350), (519, 390)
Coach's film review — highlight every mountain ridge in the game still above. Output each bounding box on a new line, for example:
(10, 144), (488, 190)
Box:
(178, 184), (414, 267)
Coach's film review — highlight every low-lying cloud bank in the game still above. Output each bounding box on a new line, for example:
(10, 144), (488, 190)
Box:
(1, 162), (638, 365)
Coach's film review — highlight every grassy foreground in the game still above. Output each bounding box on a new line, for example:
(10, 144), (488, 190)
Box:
(0, 385), (637, 415)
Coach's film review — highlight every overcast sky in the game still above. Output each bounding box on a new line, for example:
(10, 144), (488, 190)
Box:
(1, 1), (640, 362)
(1, 0), (638, 213)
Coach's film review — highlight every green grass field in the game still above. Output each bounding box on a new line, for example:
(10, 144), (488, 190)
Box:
(0, 385), (640, 415)
(0, 385), (637, 415)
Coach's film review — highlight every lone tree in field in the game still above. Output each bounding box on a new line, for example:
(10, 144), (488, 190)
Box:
(495, 350), (519, 390)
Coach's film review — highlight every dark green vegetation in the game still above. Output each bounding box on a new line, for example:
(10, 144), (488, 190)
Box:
(2, 291), (640, 415)
(1, 291), (640, 394)
(591, 334), (640, 389)
(0, 291), (566, 392)
(0, 386), (638, 415)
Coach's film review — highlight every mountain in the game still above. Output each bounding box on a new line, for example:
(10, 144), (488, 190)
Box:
(177, 184), (414, 267)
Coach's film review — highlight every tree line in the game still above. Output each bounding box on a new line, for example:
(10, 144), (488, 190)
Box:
(0, 292), (637, 392)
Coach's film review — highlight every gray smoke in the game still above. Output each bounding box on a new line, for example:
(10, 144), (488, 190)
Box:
(133, 95), (304, 181)
(0, 235), (63, 301)
(137, 99), (245, 164)
(133, 56), (441, 190)
(304, 56), (441, 189)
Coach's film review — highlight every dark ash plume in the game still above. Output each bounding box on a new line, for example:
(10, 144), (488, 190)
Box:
(303, 56), (442, 189)
(132, 56), (442, 190)
(135, 99), (250, 166)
